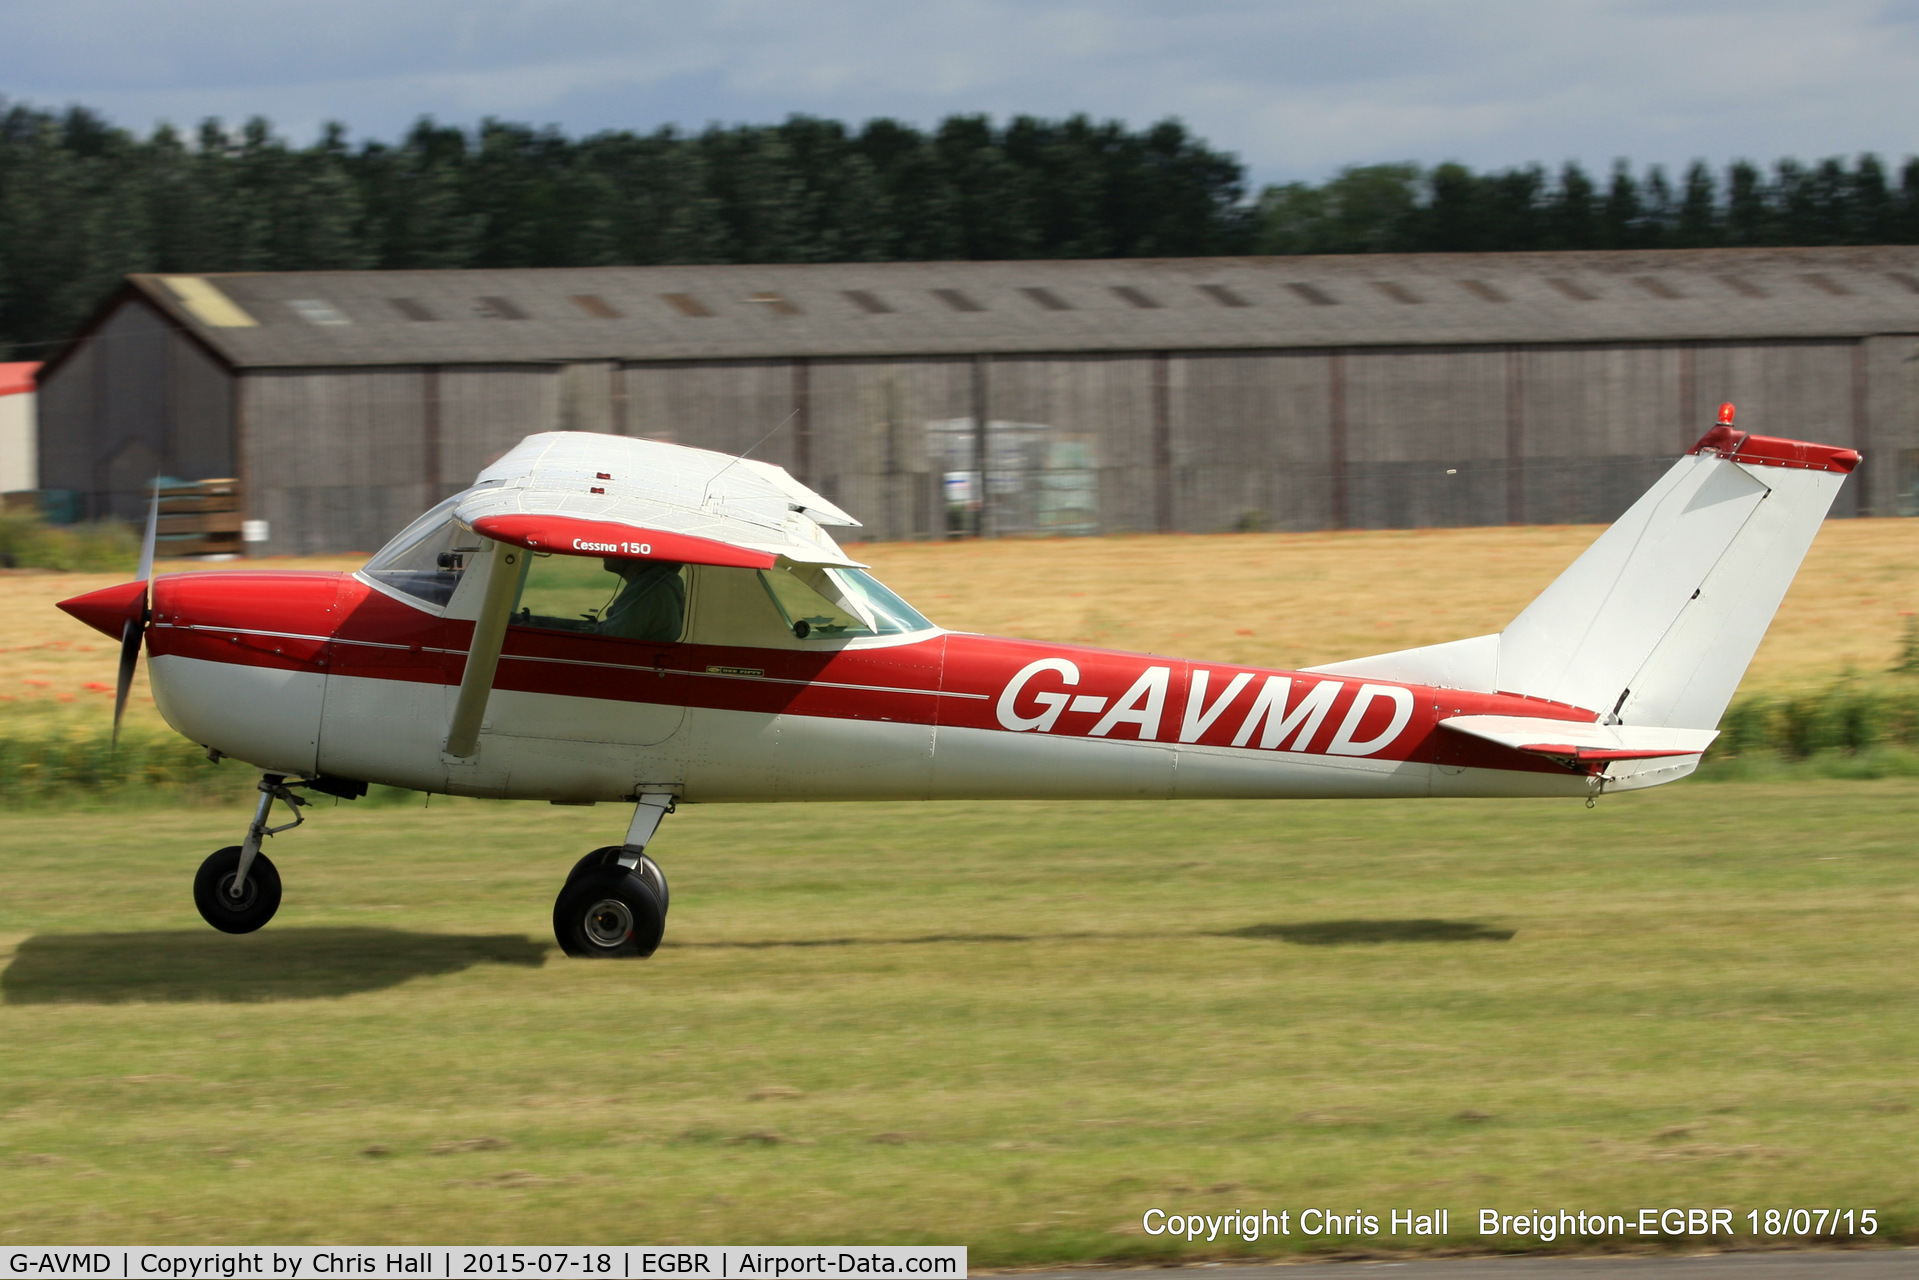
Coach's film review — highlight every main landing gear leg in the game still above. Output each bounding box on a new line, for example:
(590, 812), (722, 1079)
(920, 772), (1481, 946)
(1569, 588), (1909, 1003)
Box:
(193, 774), (307, 934)
(553, 792), (674, 959)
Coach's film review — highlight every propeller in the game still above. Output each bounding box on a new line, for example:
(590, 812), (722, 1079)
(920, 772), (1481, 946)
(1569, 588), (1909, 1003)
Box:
(112, 485), (161, 746)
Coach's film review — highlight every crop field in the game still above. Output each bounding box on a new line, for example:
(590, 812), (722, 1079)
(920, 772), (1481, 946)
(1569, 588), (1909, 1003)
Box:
(1, 520), (1916, 1256)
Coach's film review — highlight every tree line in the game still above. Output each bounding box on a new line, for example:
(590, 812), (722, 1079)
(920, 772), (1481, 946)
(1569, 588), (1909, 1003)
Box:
(2, 99), (1917, 358)
(0, 106), (1250, 356)
(1256, 156), (1919, 255)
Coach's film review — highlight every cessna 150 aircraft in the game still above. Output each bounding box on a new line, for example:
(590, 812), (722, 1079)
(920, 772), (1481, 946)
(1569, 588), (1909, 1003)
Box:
(57, 405), (1856, 959)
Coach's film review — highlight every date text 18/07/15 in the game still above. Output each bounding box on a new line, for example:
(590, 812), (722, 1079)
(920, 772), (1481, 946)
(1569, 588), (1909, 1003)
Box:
(1479, 1208), (1878, 1240)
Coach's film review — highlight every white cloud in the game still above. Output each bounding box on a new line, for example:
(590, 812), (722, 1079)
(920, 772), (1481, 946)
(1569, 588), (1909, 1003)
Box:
(2, 0), (1916, 184)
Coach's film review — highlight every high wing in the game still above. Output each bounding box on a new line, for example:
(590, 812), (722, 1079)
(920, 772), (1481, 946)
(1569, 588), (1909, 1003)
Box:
(443, 432), (866, 757)
(455, 432), (865, 569)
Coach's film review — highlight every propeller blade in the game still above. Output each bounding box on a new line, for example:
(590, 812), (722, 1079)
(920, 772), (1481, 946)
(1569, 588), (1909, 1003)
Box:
(113, 482), (161, 747)
(136, 483), (160, 584)
(112, 614), (142, 746)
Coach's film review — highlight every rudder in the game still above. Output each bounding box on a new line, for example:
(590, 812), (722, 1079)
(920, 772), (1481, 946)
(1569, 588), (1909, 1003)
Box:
(1497, 419), (1857, 729)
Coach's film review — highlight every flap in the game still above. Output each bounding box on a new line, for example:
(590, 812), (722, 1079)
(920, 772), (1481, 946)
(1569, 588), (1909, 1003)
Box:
(1440, 714), (1718, 763)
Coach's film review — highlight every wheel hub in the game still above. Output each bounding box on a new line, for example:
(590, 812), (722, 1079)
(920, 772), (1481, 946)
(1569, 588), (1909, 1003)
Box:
(583, 898), (634, 947)
(219, 873), (258, 911)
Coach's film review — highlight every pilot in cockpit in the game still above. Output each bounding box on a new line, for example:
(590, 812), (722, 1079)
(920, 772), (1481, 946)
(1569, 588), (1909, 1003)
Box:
(596, 558), (685, 642)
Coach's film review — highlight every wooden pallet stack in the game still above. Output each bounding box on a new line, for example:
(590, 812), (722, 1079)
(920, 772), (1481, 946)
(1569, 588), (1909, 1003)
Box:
(156, 478), (243, 557)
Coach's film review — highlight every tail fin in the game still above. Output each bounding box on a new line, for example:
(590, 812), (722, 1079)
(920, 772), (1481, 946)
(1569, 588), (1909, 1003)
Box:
(1312, 413), (1858, 731)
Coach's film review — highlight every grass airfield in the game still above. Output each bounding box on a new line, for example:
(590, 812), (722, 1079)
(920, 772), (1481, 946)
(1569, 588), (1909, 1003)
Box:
(1, 783), (1915, 1255)
(2, 520), (1918, 1255)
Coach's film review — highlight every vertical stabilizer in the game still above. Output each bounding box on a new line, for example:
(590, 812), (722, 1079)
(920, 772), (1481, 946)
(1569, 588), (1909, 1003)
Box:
(1496, 419), (1858, 729)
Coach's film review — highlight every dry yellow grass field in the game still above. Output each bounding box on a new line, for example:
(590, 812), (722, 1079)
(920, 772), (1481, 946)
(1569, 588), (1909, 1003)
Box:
(6, 519), (1918, 735)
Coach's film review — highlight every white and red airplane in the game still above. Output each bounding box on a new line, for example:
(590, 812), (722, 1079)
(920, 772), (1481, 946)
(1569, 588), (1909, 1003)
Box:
(58, 404), (1856, 958)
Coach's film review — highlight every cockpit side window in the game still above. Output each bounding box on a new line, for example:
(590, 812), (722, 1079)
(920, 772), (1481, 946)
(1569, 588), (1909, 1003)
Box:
(513, 553), (687, 644)
(757, 564), (933, 639)
(362, 498), (477, 608)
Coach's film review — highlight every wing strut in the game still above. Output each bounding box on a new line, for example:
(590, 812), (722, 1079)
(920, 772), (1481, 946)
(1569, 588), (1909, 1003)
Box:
(445, 542), (527, 758)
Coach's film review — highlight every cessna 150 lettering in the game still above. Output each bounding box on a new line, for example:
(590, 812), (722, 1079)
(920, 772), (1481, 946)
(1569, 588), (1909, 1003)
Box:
(57, 404), (1856, 959)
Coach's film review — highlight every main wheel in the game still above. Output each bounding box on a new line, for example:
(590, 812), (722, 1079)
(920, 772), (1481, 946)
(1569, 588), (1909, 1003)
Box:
(553, 866), (665, 959)
(193, 845), (283, 935)
(566, 846), (668, 913)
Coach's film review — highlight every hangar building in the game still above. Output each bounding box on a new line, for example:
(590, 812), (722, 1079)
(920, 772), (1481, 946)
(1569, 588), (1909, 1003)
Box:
(35, 247), (1919, 555)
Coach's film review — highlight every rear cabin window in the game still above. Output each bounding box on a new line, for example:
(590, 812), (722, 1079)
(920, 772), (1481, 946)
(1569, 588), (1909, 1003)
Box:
(361, 499), (477, 607)
(758, 565), (932, 639)
(514, 553), (687, 644)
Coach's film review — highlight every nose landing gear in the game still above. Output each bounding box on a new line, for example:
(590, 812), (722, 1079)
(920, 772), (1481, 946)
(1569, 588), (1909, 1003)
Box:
(553, 792), (674, 959)
(191, 773), (371, 934)
(192, 774), (309, 934)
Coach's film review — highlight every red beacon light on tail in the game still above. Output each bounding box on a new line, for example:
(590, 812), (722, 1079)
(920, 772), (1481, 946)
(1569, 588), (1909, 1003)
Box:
(1689, 400), (1858, 473)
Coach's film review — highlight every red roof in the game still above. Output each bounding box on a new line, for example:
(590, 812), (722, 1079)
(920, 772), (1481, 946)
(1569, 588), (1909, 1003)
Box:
(0, 362), (39, 396)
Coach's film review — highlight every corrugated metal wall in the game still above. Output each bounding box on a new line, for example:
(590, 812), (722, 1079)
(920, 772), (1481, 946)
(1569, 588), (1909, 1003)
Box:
(37, 299), (233, 521)
(45, 297), (1908, 555)
(243, 368), (430, 555)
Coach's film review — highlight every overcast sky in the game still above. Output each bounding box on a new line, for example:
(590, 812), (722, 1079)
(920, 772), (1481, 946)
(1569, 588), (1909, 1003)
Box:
(4, 0), (1917, 187)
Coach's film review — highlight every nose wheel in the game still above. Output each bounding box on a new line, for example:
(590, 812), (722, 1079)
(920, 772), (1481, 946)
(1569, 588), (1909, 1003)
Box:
(193, 845), (283, 933)
(192, 773), (309, 934)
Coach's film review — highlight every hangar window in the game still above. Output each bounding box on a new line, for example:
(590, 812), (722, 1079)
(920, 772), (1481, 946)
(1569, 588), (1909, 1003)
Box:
(1458, 279), (1509, 303)
(663, 293), (713, 317)
(845, 290), (892, 314)
(758, 565), (932, 639)
(1198, 284), (1250, 307)
(933, 288), (984, 313)
(1719, 275), (1767, 298)
(1372, 281), (1422, 304)
(1634, 276), (1681, 299)
(288, 298), (350, 326)
(1112, 286), (1160, 309)
(1022, 287), (1072, 311)
(1286, 282), (1337, 306)
(1800, 273), (1851, 297)
(361, 498), (476, 608)
(1547, 277), (1597, 300)
(513, 554), (686, 643)
(390, 298), (437, 321)
(571, 294), (622, 318)
(748, 291), (802, 315)
(1886, 272), (1919, 294)
(477, 296), (528, 319)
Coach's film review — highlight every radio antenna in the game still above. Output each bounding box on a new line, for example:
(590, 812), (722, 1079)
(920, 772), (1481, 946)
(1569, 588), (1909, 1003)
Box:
(701, 407), (800, 508)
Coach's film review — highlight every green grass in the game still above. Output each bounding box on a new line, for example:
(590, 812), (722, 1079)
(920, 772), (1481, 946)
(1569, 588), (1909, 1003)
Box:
(0, 782), (1916, 1257)
(0, 513), (140, 573)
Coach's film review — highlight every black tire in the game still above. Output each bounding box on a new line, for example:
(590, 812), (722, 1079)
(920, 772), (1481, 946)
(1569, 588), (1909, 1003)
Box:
(193, 845), (283, 935)
(553, 866), (665, 959)
(567, 845), (668, 913)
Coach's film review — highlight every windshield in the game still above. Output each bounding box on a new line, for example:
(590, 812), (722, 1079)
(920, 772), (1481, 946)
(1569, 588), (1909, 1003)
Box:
(758, 564), (933, 639)
(362, 498), (478, 607)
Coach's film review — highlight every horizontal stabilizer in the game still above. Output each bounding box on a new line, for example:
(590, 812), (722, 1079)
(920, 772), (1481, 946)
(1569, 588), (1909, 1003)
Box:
(1440, 715), (1717, 764)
